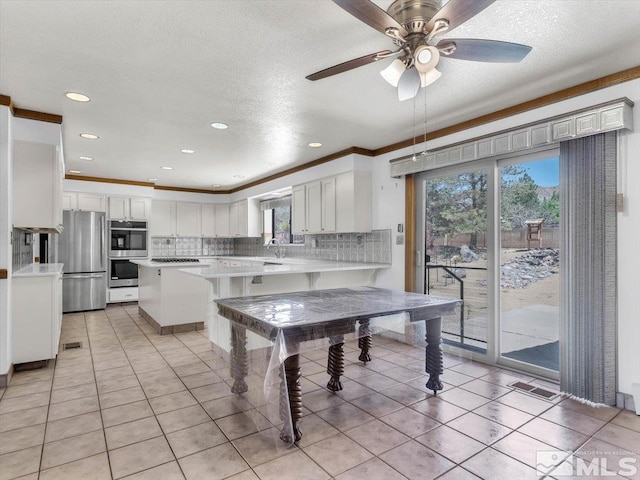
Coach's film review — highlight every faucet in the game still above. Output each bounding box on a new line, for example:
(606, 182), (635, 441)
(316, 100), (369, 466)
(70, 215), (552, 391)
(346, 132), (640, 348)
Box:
(267, 238), (285, 259)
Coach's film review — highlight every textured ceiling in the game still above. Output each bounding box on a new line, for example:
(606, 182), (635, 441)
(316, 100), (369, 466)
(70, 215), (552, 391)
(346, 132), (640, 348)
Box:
(1, 0), (639, 190)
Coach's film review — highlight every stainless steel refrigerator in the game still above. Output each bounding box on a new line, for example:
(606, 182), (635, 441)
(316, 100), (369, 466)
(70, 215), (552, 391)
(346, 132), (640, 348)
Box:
(58, 210), (107, 312)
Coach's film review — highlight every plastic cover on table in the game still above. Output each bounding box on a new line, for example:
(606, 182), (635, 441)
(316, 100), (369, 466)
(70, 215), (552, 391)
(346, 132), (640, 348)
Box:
(211, 306), (457, 450)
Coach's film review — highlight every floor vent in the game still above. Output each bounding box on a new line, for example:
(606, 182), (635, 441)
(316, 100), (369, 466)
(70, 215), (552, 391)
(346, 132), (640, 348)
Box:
(63, 342), (82, 350)
(510, 381), (558, 400)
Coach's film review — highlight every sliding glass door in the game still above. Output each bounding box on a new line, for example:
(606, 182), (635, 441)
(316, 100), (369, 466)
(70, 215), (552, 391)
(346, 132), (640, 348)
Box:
(499, 156), (560, 373)
(416, 148), (560, 378)
(423, 168), (490, 353)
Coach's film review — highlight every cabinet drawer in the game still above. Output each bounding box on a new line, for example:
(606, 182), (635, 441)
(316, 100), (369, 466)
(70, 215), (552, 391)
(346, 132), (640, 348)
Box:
(108, 287), (138, 303)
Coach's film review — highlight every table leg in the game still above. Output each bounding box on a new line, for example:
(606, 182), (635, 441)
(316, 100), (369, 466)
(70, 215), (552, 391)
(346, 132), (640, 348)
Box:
(425, 317), (444, 394)
(358, 319), (372, 363)
(230, 324), (248, 394)
(279, 354), (302, 443)
(327, 335), (345, 392)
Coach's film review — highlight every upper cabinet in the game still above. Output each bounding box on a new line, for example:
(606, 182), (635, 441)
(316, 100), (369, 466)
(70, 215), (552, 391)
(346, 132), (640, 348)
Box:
(176, 202), (201, 237)
(292, 178), (334, 234)
(13, 140), (63, 232)
(229, 199), (260, 237)
(150, 200), (176, 237)
(62, 192), (106, 212)
(214, 204), (230, 237)
(292, 171), (371, 234)
(108, 196), (150, 221)
(335, 171), (372, 233)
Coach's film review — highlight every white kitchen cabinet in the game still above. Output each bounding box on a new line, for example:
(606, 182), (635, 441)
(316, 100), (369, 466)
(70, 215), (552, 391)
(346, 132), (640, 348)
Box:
(129, 197), (150, 220)
(13, 140), (63, 232)
(12, 273), (63, 363)
(292, 171), (371, 234)
(229, 199), (260, 237)
(321, 177), (336, 233)
(215, 204), (230, 237)
(150, 200), (176, 236)
(292, 185), (307, 235)
(229, 202), (239, 237)
(335, 170), (372, 233)
(176, 202), (201, 237)
(108, 196), (150, 221)
(108, 287), (138, 303)
(292, 179), (333, 234)
(62, 192), (106, 212)
(201, 204), (216, 237)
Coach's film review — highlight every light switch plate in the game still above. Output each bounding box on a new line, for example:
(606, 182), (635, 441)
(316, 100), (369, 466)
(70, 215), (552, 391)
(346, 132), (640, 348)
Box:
(396, 234), (404, 245)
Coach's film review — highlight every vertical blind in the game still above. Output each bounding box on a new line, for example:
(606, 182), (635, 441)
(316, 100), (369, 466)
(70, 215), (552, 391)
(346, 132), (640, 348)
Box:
(559, 131), (617, 405)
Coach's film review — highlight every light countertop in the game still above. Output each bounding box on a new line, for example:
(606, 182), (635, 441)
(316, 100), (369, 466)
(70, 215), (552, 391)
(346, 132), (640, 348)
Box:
(178, 260), (390, 279)
(13, 263), (64, 278)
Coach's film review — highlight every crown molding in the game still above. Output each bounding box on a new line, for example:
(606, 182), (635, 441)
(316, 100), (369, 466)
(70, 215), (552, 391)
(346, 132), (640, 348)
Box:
(0, 94), (63, 124)
(65, 174), (155, 188)
(154, 185), (229, 195)
(228, 146), (375, 193)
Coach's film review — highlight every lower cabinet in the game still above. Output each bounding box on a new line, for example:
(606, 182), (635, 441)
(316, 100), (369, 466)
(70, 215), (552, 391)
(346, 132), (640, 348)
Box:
(108, 287), (139, 303)
(12, 274), (63, 364)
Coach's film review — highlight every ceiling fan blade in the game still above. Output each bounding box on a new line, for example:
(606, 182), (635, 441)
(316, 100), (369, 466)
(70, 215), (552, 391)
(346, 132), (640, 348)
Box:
(425, 0), (496, 34)
(437, 39), (532, 63)
(397, 68), (421, 101)
(306, 50), (393, 81)
(333, 0), (408, 38)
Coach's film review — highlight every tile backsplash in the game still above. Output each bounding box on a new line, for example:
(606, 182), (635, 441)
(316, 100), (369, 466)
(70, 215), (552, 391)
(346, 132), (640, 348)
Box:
(150, 229), (391, 264)
(151, 237), (234, 257)
(12, 228), (34, 270)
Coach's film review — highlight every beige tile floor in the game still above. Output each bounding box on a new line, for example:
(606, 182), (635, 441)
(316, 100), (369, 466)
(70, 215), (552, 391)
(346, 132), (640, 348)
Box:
(1, 304), (639, 480)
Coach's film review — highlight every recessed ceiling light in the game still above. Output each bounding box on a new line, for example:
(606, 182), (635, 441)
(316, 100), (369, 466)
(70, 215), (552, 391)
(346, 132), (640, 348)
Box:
(180, 149), (195, 154)
(68, 170), (81, 174)
(80, 133), (99, 140)
(79, 156), (93, 161)
(161, 166), (173, 170)
(309, 142), (322, 148)
(212, 184), (221, 188)
(233, 175), (245, 179)
(65, 92), (90, 102)
(210, 122), (228, 130)
(148, 178), (158, 182)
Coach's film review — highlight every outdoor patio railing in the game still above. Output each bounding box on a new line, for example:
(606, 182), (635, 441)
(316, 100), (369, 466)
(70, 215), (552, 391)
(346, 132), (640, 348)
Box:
(424, 264), (488, 352)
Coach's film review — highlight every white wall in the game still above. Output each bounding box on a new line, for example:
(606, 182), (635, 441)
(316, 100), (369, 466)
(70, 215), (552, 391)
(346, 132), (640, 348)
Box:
(0, 107), (12, 377)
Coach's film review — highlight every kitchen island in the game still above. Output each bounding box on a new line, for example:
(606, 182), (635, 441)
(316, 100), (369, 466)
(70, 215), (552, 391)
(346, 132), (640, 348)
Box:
(132, 257), (389, 336)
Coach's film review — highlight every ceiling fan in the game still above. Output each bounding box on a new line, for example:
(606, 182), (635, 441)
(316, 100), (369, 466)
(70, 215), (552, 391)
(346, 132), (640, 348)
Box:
(306, 0), (532, 101)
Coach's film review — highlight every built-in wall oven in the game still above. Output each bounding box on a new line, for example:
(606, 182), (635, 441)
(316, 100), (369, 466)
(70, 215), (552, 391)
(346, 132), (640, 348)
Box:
(109, 220), (148, 257)
(109, 258), (139, 288)
(108, 220), (147, 289)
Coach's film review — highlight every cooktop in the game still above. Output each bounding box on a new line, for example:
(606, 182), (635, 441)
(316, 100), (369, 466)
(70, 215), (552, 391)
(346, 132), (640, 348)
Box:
(151, 258), (200, 263)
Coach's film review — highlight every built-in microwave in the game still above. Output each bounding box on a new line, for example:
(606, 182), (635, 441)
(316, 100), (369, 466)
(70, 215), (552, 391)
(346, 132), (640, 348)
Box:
(109, 220), (148, 257)
(109, 258), (139, 288)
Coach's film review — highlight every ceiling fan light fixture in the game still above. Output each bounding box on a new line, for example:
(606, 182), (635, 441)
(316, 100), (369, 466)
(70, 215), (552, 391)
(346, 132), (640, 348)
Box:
(414, 45), (440, 73)
(420, 68), (442, 88)
(380, 58), (405, 87)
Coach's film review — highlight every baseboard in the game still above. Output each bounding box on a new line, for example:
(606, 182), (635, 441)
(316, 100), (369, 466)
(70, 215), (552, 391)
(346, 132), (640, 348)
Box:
(0, 363), (14, 388)
(616, 391), (639, 413)
(138, 306), (204, 335)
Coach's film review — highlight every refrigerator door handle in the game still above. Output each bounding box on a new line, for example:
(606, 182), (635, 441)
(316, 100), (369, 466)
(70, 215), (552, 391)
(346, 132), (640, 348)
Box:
(101, 215), (105, 269)
(65, 274), (105, 279)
